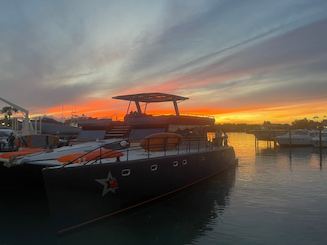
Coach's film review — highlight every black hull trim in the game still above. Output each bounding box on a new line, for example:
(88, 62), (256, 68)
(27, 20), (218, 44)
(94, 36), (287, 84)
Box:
(42, 147), (236, 232)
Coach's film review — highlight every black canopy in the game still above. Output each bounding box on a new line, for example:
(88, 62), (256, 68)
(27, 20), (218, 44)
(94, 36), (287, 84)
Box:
(112, 93), (188, 103)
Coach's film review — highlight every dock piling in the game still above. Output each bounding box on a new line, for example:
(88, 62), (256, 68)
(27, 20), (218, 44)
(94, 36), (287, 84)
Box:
(289, 128), (292, 147)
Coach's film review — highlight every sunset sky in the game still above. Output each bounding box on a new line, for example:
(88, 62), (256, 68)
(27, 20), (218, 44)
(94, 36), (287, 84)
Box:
(1, 0), (327, 123)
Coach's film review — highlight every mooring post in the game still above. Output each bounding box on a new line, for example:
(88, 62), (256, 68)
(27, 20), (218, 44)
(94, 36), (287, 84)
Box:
(289, 128), (292, 147)
(319, 127), (322, 149)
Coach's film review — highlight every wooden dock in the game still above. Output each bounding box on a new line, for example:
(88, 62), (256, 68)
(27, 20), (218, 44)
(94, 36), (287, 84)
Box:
(248, 129), (287, 140)
(248, 129), (287, 147)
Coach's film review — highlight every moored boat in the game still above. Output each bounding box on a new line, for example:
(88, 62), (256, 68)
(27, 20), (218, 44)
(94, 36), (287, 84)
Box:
(40, 92), (236, 232)
(275, 129), (317, 147)
(0, 138), (123, 188)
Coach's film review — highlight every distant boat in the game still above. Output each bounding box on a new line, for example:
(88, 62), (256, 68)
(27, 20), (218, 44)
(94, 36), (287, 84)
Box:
(275, 129), (318, 147)
(32, 117), (81, 136)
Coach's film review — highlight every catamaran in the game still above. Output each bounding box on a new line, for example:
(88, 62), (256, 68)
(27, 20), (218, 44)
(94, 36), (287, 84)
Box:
(1, 93), (237, 232)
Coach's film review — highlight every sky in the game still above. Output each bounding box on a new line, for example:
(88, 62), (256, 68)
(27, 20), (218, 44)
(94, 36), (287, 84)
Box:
(1, 0), (327, 123)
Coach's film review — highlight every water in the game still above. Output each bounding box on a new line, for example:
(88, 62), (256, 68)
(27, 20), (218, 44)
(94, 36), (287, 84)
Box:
(1, 133), (327, 245)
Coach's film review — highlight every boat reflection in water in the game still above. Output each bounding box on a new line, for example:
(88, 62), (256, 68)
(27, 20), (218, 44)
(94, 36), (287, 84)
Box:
(0, 167), (235, 245)
(0, 190), (55, 245)
(59, 166), (236, 245)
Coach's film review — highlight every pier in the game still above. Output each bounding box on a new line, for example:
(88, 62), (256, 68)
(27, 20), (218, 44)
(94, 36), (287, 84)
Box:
(249, 128), (326, 149)
(249, 129), (287, 148)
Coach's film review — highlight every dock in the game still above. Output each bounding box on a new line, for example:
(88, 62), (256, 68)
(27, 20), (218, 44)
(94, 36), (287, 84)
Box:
(248, 129), (287, 147)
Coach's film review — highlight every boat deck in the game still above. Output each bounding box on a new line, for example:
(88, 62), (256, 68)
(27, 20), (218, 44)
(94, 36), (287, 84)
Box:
(26, 141), (228, 167)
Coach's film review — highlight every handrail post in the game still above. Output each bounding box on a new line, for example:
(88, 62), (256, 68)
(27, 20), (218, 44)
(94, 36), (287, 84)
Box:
(127, 148), (129, 161)
(147, 138), (150, 159)
(164, 138), (167, 156)
(99, 146), (102, 164)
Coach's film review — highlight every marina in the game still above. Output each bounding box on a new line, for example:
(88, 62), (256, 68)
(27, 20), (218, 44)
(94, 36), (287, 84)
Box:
(250, 129), (327, 148)
(0, 93), (326, 243)
(1, 133), (327, 244)
(0, 93), (236, 234)
(0, 94), (326, 240)
(1, 1), (327, 244)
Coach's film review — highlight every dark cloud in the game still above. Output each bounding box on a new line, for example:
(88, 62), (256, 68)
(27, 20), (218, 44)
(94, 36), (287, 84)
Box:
(0, 0), (132, 107)
(115, 0), (327, 89)
(0, 0), (327, 113)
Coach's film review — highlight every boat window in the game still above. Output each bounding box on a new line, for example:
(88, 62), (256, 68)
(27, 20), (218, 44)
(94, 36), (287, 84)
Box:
(151, 164), (158, 171)
(182, 159), (187, 165)
(173, 161), (179, 167)
(121, 169), (131, 176)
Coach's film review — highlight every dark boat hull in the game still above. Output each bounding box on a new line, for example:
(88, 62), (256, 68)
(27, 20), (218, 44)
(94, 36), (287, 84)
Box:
(42, 147), (236, 233)
(0, 162), (45, 190)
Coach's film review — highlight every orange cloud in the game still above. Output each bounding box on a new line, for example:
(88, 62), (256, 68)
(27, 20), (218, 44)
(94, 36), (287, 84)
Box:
(35, 96), (327, 125)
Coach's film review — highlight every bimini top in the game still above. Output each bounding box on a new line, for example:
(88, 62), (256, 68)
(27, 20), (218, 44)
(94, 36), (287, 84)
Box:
(112, 93), (188, 103)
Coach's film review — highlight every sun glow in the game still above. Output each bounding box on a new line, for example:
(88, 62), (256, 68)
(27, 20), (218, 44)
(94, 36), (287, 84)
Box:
(34, 97), (327, 125)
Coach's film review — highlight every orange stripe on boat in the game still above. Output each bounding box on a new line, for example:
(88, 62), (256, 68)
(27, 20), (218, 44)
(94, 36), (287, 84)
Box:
(0, 148), (44, 160)
(57, 149), (123, 164)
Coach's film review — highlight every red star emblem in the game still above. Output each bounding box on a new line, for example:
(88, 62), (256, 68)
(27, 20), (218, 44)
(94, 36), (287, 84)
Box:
(95, 171), (119, 196)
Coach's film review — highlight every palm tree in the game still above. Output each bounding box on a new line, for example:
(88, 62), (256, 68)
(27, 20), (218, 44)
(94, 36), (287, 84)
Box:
(1, 106), (18, 126)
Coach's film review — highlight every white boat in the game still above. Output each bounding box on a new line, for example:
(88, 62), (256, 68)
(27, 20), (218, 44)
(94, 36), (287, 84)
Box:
(275, 130), (318, 147)
(2, 138), (123, 167)
(312, 129), (327, 147)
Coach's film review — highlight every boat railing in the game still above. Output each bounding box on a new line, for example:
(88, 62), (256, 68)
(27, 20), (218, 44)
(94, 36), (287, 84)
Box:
(63, 137), (223, 167)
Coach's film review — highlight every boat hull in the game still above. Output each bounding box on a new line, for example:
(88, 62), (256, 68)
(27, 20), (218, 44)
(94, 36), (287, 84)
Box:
(0, 162), (45, 190)
(42, 147), (236, 233)
(276, 136), (313, 147)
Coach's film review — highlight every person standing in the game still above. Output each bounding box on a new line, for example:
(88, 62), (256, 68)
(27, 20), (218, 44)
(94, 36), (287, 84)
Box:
(215, 129), (223, 147)
(223, 132), (228, 146)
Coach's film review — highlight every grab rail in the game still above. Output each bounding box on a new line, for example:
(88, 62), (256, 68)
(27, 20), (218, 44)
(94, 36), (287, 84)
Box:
(63, 136), (221, 167)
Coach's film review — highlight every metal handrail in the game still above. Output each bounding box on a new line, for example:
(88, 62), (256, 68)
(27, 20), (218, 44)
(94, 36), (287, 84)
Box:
(63, 137), (219, 167)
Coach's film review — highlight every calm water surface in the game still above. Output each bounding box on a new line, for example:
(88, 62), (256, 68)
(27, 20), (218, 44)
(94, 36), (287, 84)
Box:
(1, 133), (327, 245)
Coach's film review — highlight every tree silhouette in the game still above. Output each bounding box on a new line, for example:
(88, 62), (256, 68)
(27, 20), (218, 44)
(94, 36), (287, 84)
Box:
(1, 106), (18, 126)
